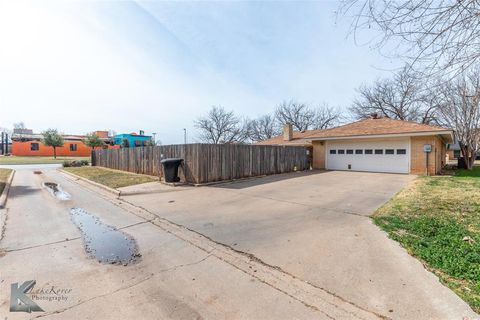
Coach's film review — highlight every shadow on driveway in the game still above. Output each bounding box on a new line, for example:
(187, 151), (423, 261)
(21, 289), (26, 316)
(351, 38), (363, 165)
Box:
(7, 185), (40, 199)
(213, 170), (327, 190)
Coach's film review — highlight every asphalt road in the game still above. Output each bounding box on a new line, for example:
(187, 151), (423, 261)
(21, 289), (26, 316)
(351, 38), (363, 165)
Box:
(0, 166), (385, 319)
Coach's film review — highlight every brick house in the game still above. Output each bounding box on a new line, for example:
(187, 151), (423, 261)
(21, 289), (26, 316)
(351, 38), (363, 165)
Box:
(11, 130), (118, 157)
(258, 117), (453, 175)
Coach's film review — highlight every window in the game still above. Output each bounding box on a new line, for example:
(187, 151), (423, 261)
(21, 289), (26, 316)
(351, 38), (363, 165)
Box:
(396, 149), (407, 155)
(346, 149), (354, 154)
(70, 144), (77, 151)
(355, 149), (363, 154)
(30, 143), (39, 151)
(385, 149), (394, 155)
(338, 149), (345, 154)
(329, 149), (336, 154)
(375, 149), (383, 155)
(365, 149), (373, 154)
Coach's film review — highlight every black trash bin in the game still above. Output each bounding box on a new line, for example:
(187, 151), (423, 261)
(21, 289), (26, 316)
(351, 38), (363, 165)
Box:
(161, 158), (184, 182)
(458, 157), (468, 169)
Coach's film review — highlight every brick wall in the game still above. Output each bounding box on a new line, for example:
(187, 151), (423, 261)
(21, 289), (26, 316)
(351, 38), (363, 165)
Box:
(410, 136), (445, 175)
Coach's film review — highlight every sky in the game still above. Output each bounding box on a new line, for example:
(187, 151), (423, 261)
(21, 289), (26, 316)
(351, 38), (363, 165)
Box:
(0, 0), (400, 144)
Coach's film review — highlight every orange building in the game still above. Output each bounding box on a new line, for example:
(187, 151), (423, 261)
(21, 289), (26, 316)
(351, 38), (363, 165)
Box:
(11, 130), (118, 157)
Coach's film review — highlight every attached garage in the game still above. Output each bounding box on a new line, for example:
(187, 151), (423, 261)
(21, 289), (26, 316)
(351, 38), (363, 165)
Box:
(326, 138), (410, 174)
(257, 117), (454, 176)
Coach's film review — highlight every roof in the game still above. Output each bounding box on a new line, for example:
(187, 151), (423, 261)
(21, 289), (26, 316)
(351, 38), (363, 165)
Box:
(114, 133), (151, 138)
(12, 133), (85, 141)
(306, 118), (451, 139)
(12, 133), (111, 141)
(255, 129), (324, 146)
(257, 118), (453, 145)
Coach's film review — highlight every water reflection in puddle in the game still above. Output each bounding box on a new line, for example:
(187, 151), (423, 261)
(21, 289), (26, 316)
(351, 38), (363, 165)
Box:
(43, 182), (71, 200)
(70, 208), (140, 265)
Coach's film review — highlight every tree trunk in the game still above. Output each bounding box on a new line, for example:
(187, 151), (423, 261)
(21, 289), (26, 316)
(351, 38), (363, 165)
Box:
(467, 154), (476, 170)
(53, 147), (57, 159)
(460, 144), (475, 170)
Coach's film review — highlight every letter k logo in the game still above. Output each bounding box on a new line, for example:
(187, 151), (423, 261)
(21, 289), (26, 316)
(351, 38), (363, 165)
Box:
(10, 280), (44, 312)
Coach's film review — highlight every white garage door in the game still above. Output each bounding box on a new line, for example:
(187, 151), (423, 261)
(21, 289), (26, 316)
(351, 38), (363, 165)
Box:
(326, 139), (410, 174)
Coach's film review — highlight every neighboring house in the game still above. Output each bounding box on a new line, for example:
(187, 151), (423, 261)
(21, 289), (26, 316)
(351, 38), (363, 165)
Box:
(258, 117), (453, 175)
(446, 142), (480, 161)
(446, 143), (461, 161)
(11, 130), (117, 157)
(114, 131), (152, 147)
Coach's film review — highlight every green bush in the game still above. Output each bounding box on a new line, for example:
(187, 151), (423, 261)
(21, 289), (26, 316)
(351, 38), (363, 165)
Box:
(62, 160), (89, 168)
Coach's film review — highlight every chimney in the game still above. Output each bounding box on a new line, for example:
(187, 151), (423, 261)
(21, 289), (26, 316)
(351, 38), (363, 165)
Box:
(283, 123), (293, 141)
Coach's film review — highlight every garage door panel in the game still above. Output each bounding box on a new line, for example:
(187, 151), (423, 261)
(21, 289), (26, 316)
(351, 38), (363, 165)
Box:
(326, 140), (409, 174)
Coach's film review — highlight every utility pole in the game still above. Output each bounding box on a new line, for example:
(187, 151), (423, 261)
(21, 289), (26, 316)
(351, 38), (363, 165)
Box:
(183, 128), (187, 145)
(152, 132), (157, 145)
(1, 132), (4, 155)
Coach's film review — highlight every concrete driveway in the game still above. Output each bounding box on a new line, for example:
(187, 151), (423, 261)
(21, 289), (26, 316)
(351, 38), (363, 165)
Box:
(123, 170), (477, 319)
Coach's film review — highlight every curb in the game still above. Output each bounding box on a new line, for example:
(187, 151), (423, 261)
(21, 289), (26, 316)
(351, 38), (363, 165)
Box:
(0, 170), (15, 209)
(58, 169), (121, 197)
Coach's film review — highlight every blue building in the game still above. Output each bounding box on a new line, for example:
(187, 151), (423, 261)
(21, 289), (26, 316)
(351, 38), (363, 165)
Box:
(114, 132), (152, 147)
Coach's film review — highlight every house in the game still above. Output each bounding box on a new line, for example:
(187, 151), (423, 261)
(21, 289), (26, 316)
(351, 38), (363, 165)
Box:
(446, 143), (461, 161)
(114, 131), (152, 147)
(11, 130), (117, 157)
(258, 117), (453, 175)
(446, 142), (480, 161)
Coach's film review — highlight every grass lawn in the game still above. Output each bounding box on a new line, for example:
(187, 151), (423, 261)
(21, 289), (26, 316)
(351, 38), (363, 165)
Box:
(0, 168), (13, 195)
(0, 156), (90, 165)
(374, 166), (480, 312)
(62, 166), (157, 189)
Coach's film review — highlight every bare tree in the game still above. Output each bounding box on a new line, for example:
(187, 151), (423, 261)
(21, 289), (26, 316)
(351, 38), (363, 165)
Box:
(247, 114), (281, 142)
(275, 101), (315, 131)
(350, 66), (437, 124)
(275, 100), (341, 131)
(436, 69), (480, 170)
(13, 122), (26, 129)
(194, 106), (248, 144)
(340, 0), (480, 76)
(314, 103), (343, 129)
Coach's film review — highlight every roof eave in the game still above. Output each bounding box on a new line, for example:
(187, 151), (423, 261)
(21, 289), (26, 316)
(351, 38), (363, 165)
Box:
(308, 130), (454, 142)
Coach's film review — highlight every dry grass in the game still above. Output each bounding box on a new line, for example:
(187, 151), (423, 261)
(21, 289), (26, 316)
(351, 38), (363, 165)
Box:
(0, 168), (12, 195)
(63, 166), (157, 189)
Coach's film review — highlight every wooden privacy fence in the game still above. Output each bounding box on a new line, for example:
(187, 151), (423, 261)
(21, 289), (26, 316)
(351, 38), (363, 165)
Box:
(92, 144), (311, 184)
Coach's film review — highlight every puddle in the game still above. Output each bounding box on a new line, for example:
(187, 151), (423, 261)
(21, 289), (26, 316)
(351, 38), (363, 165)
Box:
(70, 208), (140, 265)
(43, 182), (71, 200)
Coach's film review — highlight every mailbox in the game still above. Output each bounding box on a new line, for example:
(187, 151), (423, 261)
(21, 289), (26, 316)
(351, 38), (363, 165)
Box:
(423, 144), (432, 153)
